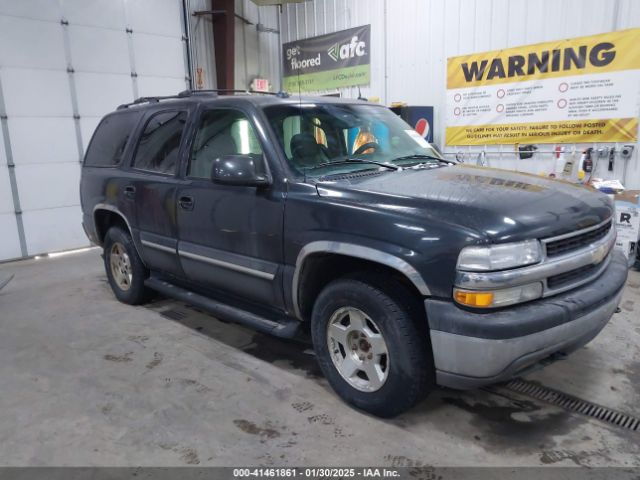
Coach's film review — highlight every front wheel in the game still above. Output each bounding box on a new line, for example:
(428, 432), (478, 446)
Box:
(311, 277), (435, 417)
(103, 226), (152, 305)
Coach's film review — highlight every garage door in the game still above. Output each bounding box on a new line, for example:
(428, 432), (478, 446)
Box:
(0, 0), (189, 262)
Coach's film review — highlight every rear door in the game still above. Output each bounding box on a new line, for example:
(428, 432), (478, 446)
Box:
(176, 107), (285, 308)
(127, 108), (191, 278)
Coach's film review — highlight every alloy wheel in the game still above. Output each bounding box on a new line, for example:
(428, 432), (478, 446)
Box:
(109, 242), (133, 291)
(326, 306), (389, 392)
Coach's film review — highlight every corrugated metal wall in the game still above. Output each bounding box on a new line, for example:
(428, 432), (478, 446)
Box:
(280, 0), (640, 188)
(235, 0), (281, 91)
(186, 0), (281, 91)
(187, 0), (218, 90)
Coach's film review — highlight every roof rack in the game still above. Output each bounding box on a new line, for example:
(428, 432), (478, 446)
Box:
(187, 88), (290, 98)
(116, 91), (195, 110)
(116, 88), (289, 110)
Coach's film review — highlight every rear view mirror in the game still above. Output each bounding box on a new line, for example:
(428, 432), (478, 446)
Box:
(211, 154), (271, 187)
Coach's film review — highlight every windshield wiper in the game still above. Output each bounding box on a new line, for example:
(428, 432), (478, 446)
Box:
(302, 158), (399, 180)
(392, 154), (456, 165)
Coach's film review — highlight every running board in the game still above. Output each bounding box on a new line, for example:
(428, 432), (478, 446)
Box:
(145, 276), (301, 339)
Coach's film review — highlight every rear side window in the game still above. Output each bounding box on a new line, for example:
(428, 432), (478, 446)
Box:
(132, 110), (188, 175)
(84, 112), (139, 166)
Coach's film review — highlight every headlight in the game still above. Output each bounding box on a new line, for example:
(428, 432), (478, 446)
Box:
(454, 282), (543, 308)
(457, 239), (542, 271)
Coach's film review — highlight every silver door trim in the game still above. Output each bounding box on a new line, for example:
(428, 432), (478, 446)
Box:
(141, 240), (177, 255)
(179, 249), (275, 281)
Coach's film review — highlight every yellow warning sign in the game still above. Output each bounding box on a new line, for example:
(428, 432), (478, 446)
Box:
(446, 29), (640, 145)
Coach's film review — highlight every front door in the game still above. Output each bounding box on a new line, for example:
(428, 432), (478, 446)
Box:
(176, 107), (285, 308)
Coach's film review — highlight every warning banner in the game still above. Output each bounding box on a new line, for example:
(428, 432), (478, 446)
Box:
(446, 118), (639, 145)
(445, 28), (640, 145)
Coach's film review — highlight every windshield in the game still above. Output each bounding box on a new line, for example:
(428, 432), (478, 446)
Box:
(262, 103), (445, 178)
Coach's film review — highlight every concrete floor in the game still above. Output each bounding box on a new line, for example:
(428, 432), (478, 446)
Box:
(0, 250), (639, 467)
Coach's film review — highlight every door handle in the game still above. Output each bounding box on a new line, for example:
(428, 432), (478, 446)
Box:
(179, 195), (194, 210)
(123, 185), (136, 198)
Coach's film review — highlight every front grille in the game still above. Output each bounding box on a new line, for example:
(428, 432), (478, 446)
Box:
(545, 220), (611, 257)
(547, 263), (599, 289)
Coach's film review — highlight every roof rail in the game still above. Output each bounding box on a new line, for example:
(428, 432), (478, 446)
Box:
(186, 88), (290, 98)
(116, 92), (194, 110)
(116, 88), (289, 110)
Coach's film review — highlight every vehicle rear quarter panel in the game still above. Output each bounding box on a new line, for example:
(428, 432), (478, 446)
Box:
(80, 167), (140, 243)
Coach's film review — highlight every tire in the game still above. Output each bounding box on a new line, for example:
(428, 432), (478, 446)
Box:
(103, 226), (152, 305)
(311, 276), (435, 417)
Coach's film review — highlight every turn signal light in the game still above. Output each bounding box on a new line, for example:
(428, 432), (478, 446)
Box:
(453, 290), (494, 307)
(453, 282), (543, 308)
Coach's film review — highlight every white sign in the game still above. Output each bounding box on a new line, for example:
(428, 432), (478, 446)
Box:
(615, 204), (640, 262)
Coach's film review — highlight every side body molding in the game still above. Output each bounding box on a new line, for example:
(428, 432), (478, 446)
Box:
(292, 241), (431, 319)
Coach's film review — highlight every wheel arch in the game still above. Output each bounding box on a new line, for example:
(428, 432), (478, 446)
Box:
(92, 204), (146, 266)
(292, 241), (431, 321)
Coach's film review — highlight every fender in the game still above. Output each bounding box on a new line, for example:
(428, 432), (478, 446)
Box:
(292, 241), (431, 319)
(92, 203), (147, 267)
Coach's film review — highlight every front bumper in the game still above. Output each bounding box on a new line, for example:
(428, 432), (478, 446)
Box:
(426, 250), (628, 390)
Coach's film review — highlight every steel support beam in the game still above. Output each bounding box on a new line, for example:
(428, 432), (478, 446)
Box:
(210, 0), (235, 89)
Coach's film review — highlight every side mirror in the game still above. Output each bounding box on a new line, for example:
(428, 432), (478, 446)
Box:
(211, 154), (271, 187)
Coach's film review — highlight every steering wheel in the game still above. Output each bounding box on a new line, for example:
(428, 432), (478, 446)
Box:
(352, 142), (380, 155)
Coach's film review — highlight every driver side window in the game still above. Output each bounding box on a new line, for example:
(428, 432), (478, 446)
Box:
(188, 109), (263, 179)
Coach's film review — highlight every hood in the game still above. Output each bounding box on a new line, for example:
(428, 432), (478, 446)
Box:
(315, 164), (613, 243)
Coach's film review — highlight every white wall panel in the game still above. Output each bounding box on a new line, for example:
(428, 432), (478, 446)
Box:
(0, 214), (21, 261)
(137, 76), (188, 97)
(7, 118), (77, 166)
(22, 206), (87, 255)
(15, 163), (80, 212)
(0, 0), (188, 260)
(0, 16), (65, 69)
(0, 122), (5, 164)
(61, 0), (126, 30)
(0, 0), (60, 22)
(69, 26), (130, 74)
(0, 165), (14, 214)
(127, 0), (183, 37)
(133, 33), (185, 78)
(279, 0), (640, 188)
(1, 68), (72, 117)
(75, 72), (134, 116)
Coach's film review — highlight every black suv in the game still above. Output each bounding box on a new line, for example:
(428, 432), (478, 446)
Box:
(80, 90), (627, 417)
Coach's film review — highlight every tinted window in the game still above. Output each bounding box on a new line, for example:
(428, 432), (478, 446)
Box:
(188, 109), (263, 179)
(84, 112), (139, 166)
(133, 110), (188, 175)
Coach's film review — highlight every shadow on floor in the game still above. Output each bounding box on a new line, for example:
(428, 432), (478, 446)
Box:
(141, 295), (595, 456)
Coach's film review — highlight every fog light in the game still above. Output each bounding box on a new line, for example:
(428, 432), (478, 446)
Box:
(454, 282), (543, 308)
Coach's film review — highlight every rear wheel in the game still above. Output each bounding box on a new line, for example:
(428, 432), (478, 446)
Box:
(103, 226), (151, 305)
(311, 276), (435, 417)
